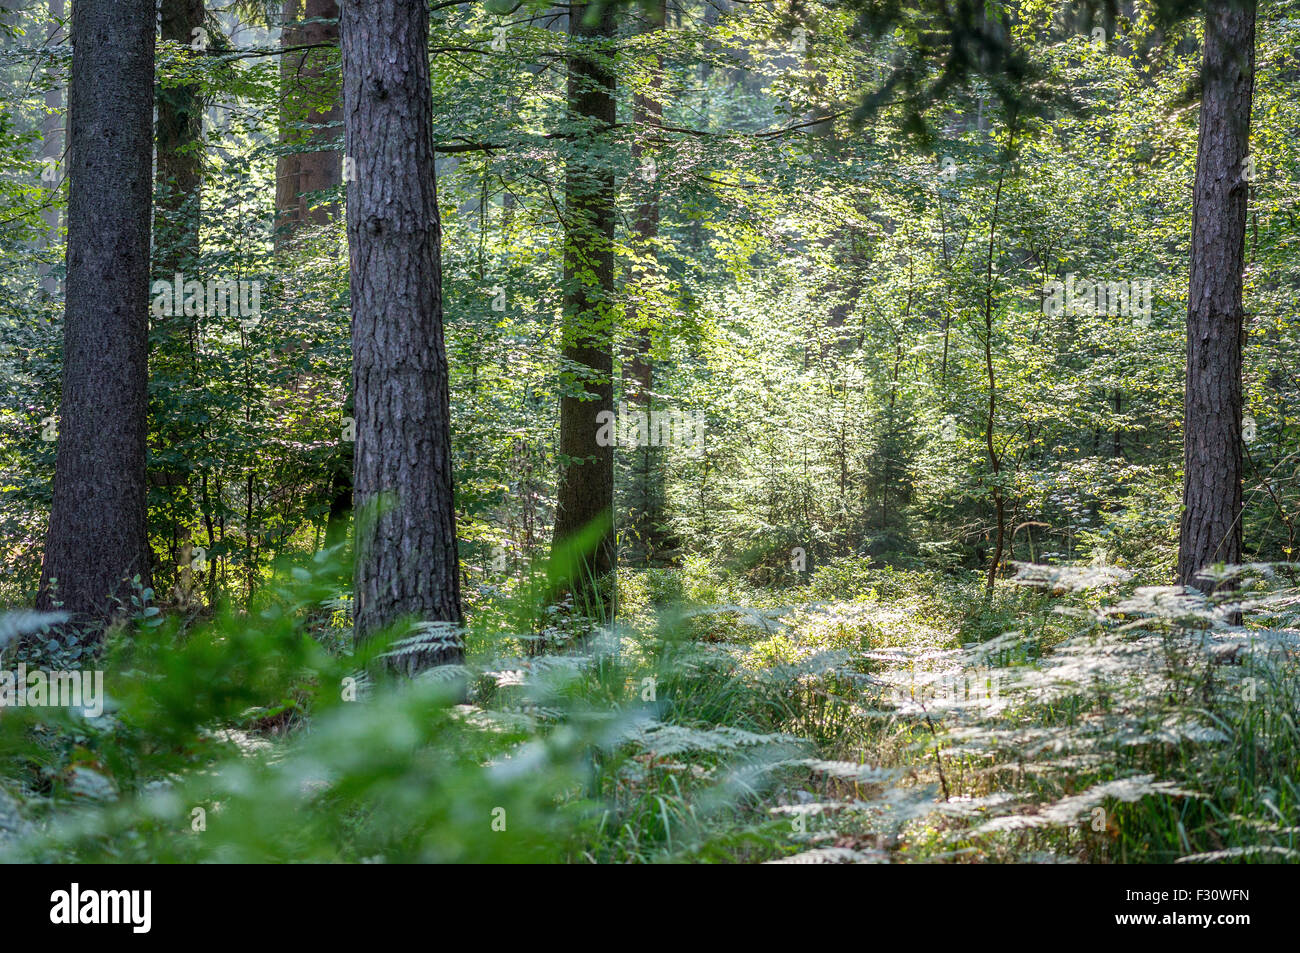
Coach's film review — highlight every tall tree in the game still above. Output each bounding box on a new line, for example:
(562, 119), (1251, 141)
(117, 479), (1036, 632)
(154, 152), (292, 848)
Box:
(840, 0), (1261, 585)
(36, 0), (155, 616)
(341, 0), (462, 670)
(1176, 0), (1256, 588)
(551, 2), (617, 599)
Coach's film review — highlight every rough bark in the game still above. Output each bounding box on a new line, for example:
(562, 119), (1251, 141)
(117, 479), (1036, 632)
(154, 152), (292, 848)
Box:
(551, 3), (617, 599)
(36, 0), (155, 617)
(276, 0), (342, 244)
(1176, 0), (1256, 589)
(342, 0), (463, 670)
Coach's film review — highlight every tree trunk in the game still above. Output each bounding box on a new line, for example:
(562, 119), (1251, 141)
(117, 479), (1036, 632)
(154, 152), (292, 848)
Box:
(276, 0), (342, 245)
(36, 0), (155, 618)
(1176, 0), (1256, 589)
(341, 0), (463, 671)
(551, 3), (617, 601)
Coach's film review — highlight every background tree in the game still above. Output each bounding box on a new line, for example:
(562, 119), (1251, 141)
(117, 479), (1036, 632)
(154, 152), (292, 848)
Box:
(844, 0), (1264, 589)
(155, 0), (205, 270)
(551, 1), (618, 604)
(275, 0), (341, 242)
(272, 0), (350, 546)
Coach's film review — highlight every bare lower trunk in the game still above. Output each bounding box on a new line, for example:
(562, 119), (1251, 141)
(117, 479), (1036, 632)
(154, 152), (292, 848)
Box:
(36, 0), (155, 617)
(983, 140), (1011, 597)
(1176, 0), (1256, 589)
(342, 0), (463, 671)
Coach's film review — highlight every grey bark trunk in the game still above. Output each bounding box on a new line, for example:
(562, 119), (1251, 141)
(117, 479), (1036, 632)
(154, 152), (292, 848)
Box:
(36, 0), (155, 617)
(278, 0), (350, 547)
(341, 0), (463, 671)
(154, 0), (204, 273)
(1176, 0), (1256, 589)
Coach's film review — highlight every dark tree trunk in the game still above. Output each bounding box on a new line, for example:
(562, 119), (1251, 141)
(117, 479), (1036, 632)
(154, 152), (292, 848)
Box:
(36, 0), (155, 617)
(1176, 0), (1256, 589)
(341, 0), (462, 670)
(276, 0), (342, 245)
(551, 3), (617, 599)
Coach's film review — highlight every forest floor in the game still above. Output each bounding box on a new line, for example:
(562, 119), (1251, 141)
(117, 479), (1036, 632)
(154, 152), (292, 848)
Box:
(725, 577), (1054, 863)
(619, 561), (1298, 864)
(3, 559), (1295, 864)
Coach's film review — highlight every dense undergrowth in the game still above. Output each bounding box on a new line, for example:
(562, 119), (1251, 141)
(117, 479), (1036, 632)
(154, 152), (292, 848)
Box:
(1, 552), (1296, 864)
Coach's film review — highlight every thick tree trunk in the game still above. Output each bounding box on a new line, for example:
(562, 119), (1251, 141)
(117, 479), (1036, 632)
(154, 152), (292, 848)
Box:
(551, 3), (617, 599)
(342, 0), (463, 671)
(276, 0), (342, 244)
(1176, 0), (1256, 589)
(36, 0), (154, 617)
